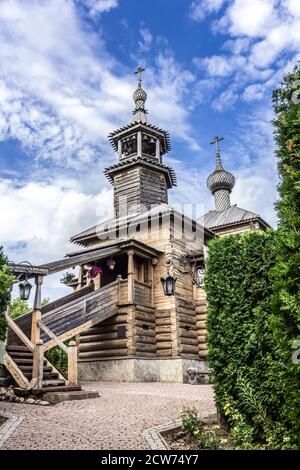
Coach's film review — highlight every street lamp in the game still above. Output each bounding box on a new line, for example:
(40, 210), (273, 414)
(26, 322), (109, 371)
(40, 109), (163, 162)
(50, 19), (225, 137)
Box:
(8, 261), (33, 301)
(18, 278), (32, 301)
(160, 255), (177, 296)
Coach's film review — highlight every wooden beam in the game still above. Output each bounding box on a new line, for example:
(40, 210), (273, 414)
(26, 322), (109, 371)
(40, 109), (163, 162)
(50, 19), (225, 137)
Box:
(5, 313), (34, 352)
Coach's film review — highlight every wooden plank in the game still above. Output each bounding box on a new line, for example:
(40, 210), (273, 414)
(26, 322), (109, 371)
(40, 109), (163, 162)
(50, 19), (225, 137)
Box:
(5, 314), (34, 352)
(4, 353), (30, 389)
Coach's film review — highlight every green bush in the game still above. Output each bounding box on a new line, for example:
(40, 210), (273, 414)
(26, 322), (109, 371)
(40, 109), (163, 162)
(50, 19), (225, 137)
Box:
(181, 408), (220, 450)
(205, 231), (298, 449)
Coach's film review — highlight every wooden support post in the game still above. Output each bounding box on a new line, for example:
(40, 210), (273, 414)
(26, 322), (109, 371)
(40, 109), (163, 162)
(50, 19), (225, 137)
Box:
(31, 275), (43, 345)
(156, 137), (160, 162)
(68, 340), (78, 386)
(118, 139), (122, 159)
(32, 339), (44, 390)
(150, 258), (156, 306)
(137, 131), (142, 157)
(127, 250), (134, 304)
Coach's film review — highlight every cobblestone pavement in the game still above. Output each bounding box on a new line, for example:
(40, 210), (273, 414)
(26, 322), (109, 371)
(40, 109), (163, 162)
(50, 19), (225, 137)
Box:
(0, 382), (215, 450)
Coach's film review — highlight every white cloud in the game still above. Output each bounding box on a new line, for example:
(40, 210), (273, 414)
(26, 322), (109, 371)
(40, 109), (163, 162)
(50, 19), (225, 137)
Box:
(189, 0), (225, 22)
(0, 0), (199, 166)
(81, 0), (118, 16)
(0, 179), (113, 264)
(138, 28), (153, 52)
(192, 0), (300, 109)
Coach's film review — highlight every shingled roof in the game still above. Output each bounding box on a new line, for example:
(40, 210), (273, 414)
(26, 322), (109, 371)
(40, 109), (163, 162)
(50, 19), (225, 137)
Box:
(198, 205), (270, 230)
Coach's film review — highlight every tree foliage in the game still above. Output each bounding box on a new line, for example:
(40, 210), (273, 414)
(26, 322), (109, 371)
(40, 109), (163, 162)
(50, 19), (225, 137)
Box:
(0, 247), (15, 341)
(205, 64), (300, 449)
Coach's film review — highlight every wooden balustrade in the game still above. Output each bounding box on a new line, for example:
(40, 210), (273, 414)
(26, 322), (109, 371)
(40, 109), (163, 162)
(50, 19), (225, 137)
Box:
(134, 280), (152, 306)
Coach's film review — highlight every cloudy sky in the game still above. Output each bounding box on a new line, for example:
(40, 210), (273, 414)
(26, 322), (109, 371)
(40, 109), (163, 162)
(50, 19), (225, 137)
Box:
(0, 0), (299, 299)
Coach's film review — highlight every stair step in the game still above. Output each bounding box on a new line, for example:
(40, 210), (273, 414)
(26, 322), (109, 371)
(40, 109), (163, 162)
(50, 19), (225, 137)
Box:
(43, 379), (66, 387)
(43, 372), (60, 380)
(6, 345), (31, 353)
(14, 358), (47, 365)
(7, 350), (33, 358)
(19, 365), (52, 372)
(41, 385), (81, 393)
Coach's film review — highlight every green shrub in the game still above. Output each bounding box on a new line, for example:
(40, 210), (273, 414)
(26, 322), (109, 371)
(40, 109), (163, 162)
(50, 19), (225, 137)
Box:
(181, 408), (220, 450)
(205, 231), (298, 449)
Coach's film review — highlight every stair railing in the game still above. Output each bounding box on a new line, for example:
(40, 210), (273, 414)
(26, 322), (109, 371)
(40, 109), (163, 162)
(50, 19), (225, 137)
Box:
(38, 320), (78, 386)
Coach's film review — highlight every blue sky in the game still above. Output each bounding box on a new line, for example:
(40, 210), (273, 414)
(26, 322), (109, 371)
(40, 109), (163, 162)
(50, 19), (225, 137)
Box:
(0, 0), (299, 299)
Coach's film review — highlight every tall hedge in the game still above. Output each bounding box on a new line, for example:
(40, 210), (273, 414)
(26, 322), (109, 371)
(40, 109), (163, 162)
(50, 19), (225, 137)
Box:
(205, 231), (295, 449)
(205, 64), (300, 449)
(271, 63), (300, 437)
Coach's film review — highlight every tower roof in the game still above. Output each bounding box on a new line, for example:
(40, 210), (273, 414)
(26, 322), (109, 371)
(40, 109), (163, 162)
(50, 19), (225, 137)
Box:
(108, 67), (171, 155)
(207, 136), (235, 194)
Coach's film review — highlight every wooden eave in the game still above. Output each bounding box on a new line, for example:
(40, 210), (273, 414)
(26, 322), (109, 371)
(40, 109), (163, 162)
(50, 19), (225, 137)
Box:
(108, 122), (171, 153)
(9, 264), (49, 279)
(104, 157), (177, 188)
(39, 239), (161, 274)
(71, 208), (215, 247)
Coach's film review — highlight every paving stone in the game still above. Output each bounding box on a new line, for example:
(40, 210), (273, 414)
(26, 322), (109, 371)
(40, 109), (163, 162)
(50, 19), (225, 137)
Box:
(0, 382), (215, 450)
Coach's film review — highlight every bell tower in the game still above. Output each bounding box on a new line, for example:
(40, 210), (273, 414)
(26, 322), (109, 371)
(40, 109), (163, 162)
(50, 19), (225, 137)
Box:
(104, 67), (177, 218)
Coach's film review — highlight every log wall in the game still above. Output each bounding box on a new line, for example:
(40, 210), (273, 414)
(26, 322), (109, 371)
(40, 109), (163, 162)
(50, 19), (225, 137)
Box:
(78, 307), (128, 361)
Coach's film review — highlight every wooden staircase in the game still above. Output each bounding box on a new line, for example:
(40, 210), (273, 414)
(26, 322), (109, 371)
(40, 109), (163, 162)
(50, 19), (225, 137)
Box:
(5, 280), (121, 391)
(6, 345), (81, 393)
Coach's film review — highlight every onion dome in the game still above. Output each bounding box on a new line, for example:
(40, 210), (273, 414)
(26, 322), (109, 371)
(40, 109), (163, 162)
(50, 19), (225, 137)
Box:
(207, 138), (235, 194)
(132, 66), (148, 123)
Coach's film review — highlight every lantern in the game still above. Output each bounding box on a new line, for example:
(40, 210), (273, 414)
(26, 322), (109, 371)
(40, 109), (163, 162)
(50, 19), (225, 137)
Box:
(19, 278), (32, 301)
(106, 259), (116, 271)
(196, 265), (205, 286)
(161, 274), (176, 296)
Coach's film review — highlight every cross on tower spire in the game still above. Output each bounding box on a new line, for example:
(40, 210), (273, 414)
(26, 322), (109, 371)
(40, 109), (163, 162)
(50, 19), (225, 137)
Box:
(210, 136), (224, 170)
(134, 66), (145, 86)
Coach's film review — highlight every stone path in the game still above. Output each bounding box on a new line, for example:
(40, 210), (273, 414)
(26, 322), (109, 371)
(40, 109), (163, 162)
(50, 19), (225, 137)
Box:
(0, 382), (215, 450)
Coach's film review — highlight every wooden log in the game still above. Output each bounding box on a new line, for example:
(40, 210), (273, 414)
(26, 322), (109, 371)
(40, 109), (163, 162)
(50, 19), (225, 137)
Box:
(135, 311), (156, 322)
(199, 344), (208, 350)
(195, 305), (207, 314)
(156, 333), (172, 342)
(156, 325), (171, 334)
(180, 337), (198, 346)
(135, 305), (156, 314)
(155, 311), (171, 319)
(179, 328), (197, 339)
(79, 332), (120, 343)
(135, 343), (156, 353)
(156, 349), (172, 357)
(196, 314), (207, 322)
(135, 351), (157, 358)
(156, 341), (172, 350)
(156, 318), (172, 326)
(177, 307), (196, 316)
(180, 344), (199, 354)
(198, 335), (207, 344)
(79, 348), (128, 359)
(135, 327), (155, 337)
(199, 350), (208, 358)
(79, 339), (127, 352)
(197, 321), (207, 329)
(135, 335), (156, 345)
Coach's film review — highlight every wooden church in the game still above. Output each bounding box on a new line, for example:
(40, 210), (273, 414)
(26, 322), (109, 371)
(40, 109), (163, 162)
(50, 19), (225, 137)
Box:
(4, 69), (269, 389)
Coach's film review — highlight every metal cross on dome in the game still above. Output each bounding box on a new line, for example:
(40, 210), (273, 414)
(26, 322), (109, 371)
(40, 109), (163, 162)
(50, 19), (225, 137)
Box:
(134, 66), (145, 85)
(210, 136), (224, 153)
